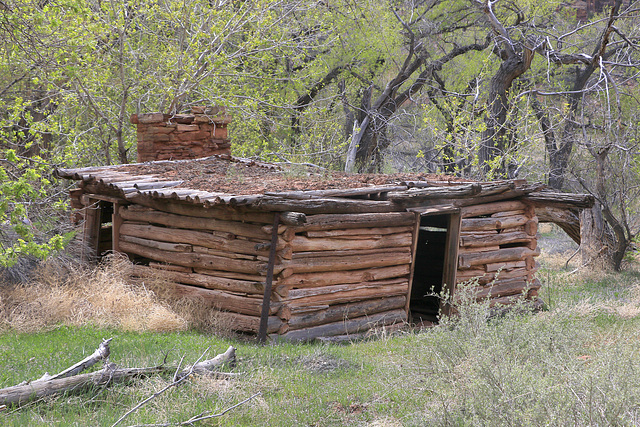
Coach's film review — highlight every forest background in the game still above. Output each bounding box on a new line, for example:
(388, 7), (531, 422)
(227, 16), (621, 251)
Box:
(1, 0), (639, 271)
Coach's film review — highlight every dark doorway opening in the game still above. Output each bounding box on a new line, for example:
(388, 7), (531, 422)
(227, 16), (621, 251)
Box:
(409, 211), (460, 323)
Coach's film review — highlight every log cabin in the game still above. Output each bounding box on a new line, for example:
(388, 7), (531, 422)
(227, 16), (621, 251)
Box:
(55, 109), (594, 341)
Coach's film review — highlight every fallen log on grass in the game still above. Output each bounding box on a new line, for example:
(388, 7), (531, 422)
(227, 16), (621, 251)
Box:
(0, 340), (236, 407)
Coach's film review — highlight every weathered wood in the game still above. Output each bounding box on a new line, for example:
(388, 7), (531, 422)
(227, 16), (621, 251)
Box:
(387, 183), (482, 201)
(458, 247), (539, 269)
(214, 311), (282, 334)
(290, 232), (412, 252)
(264, 185), (408, 199)
(282, 251), (412, 273)
(525, 217), (539, 236)
(297, 212), (416, 231)
(120, 235), (193, 252)
(305, 225), (413, 238)
(0, 345), (237, 407)
(133, 180), (184, 190)
(254, 196), (398, 214)
(292, 247), (411, 260)
(459, 231), (535, 248)
(485, 260), (527, 272)
(193, 268), (264, 282)
(460, 200), (529, 218)
(134, 265), (264, 294)
(460, 214), (529, 232)
(534, 205), (581, 244)
(148, 262), (192, 273)
(192, 246), (269, 262)
(127, 193), (275, 222)
(120, 241), (276, 275)
(455, 268), (530, 285)
(120, 222), (283, 256)
(133, 269), (279, 316)
(458, 245), (501, 254)
(280, 279), (408, 305)
(82, 198), (102, 261)
(119, 206), (271, 240)
(474, 277), (542, 299)
(259, 212), (281, 344)
(284, 296), (407, 331)
(491, 209), (526, 218)
(275, 309), (407, 342)
(276, 264), (411, 288)
(526, 191), (595, 208)
(441, 212), (462, 315)
(279, 211), (307, 226)
(405, 212), (421, 314)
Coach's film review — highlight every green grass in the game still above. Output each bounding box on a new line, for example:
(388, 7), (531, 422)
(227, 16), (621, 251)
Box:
(3, 262), (640, 425)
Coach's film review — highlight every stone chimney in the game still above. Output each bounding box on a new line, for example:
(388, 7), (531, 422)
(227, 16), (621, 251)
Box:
(131, 106), (231, 162)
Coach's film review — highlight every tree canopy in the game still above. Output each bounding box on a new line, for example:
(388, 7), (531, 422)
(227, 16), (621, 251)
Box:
(1, 0), (640, 268)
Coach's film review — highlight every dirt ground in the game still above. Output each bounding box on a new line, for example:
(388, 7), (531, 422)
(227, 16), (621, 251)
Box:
(121, 156), (467, 195)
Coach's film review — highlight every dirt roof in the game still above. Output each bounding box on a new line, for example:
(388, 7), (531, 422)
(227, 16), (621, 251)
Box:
(118, 155), (468, 195)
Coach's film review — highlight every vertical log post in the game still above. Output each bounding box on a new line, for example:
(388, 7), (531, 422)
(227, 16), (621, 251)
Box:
(82, 196), (101, 262)
(258, 212), (281, 343)
(112, 202), (124, 254)
(440, 212), (461, 317)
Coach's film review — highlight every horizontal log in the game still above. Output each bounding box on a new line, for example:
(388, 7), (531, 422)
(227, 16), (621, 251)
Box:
(290, 232), (412, 252)
(459, 231), (535, 248)
(275, 309), (407, 342)
(120, 235), (192, 252)
(277, 264), (411, 288)
(280, 278), (408, 303)
(455, 267), (531, 285)
(120, 241), (276, 275)
(292, 247), (411, 260)
(193, 268), (265, 282)
(253, 196), (398, 214)
(491, 209), (525, 218)
(485, 260), (527, 272)
(305, 225), (413, 238)
(474, 277), (542, 300)
(214, 311), (282, 334)
(458, 245), (501, 254)
(136, 265), (264, 294)
(460, 200), (529, 218)
(298, 212), (416, 231)
(283, 295), (407, 330)
(132, 266), (278, 316)
(119, 207), (271, 240)
(192, 246), (269, 262)
(525, 191), (594, 208)
(282, 251), (412, 274)
(264, 185), (408, 199)
(458, 247), (539, 269)
(387, 183), (482, 201)
(460, 214), (529, 232)
(148, 262), (192, 273)
(126, 193), (275, 222)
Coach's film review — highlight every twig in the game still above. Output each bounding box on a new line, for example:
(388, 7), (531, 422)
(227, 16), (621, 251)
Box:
(126, 392), (262, 427)
(111, 348), (210, 427)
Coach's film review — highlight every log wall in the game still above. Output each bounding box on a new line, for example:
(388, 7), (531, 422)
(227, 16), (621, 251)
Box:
(120, 205), (413, 340)
(457, 200), (541, 305)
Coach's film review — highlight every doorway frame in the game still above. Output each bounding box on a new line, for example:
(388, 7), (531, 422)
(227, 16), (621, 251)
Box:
(405, 206), (462, 319)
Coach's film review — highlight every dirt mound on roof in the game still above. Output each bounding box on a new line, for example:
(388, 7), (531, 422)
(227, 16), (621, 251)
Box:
(121, 156), (466, 195)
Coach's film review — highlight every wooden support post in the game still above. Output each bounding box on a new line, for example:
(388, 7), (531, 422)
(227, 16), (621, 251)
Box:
(441, 212), (461, 316)
(405, 213), (421, 316)
(81, 196), (101, 262)
(112, 202), (123, 254)
(258, 213), (280, 344)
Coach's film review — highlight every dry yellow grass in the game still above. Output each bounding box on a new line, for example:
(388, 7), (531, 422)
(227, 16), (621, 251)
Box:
(0, 254), (192, 333)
